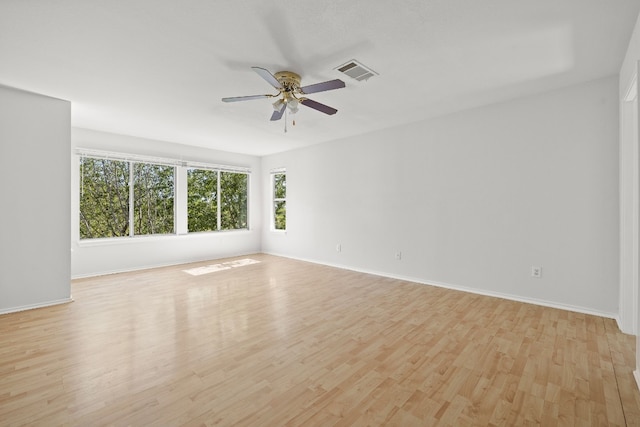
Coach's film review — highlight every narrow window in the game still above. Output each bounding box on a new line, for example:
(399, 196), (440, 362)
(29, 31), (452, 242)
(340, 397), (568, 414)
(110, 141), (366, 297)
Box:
(133, 163), (175, 236)
(220, 171), (248, 230)
(272, 171), (286, 231)
(187, 168), (218, 232)
(79, 157), (130, 238)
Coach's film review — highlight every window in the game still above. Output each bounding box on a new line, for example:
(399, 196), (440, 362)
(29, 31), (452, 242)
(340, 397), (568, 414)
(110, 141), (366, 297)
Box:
(220, 171), (248, 230)
(272, 170), (286, 230)
(80, 157), (130, 238)
(187, 168), (218, 232)
(187, 169), (248, 232)
(80, 157), (175, 238)
(79, 150), (250, 240)
(133, 163), (175, 235)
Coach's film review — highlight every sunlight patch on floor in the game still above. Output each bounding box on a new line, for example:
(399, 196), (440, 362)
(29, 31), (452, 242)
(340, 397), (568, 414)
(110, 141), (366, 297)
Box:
(182, 258), (261, 276)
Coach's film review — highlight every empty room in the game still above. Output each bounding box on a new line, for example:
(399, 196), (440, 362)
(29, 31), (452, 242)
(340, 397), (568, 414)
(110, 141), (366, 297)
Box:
(3, 1), (640, 425)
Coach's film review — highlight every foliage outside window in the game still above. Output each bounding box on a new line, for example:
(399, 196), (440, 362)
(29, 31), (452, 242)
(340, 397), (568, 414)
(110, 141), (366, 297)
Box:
(80, 153), (249, 239)
(273, 171), (286, 230)
(80, 157), (174, 239)
(187, 169), (248, 232)
(80, 158), (130, 238)
(133, 163), (175, 235)
(187, 169), (218, 232)
(220, 172), (248, 230)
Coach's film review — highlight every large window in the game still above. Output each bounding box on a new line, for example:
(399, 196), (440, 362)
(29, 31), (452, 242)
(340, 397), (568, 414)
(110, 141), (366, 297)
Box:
(187, 169), (248, 232)
(79, 151), (249, 240)
(272, 170), (286, 231)
(79, 157), (175, 239)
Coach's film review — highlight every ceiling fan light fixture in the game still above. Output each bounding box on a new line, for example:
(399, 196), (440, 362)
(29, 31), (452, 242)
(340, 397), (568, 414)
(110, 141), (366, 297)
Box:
(272, 98), (284, 111)
(287, 98), (299, 114)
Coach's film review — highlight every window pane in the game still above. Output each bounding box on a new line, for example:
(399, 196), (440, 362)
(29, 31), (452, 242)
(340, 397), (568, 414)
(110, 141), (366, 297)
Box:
(79, 157), (130, 239)
(133, 163), (175, 235)
(273, 172), (286, 231)
(187, 169), (218, 232)
(220, 172), (248, 230)
(274, 173), (286, 198)
(274, 201), (286, 230)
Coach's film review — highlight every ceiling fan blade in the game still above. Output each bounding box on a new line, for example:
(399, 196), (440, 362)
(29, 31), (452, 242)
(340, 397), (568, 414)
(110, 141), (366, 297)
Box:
(300, 98), (338, 115)
(222, 94), (273, 102)
(270, 103), (286, 121)
(299, 79), (345, 95)
(252, 67), (282, 89)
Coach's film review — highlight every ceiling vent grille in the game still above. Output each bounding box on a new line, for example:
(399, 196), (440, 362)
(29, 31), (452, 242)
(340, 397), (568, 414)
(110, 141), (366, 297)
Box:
(335, 60), (378, 82)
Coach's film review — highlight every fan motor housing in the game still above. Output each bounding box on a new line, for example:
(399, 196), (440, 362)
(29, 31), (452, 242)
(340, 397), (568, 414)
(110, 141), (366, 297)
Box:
(274, 71), (301, 92)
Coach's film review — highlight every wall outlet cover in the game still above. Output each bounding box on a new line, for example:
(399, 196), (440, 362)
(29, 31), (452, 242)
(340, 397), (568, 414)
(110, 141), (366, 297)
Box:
(531, 266), (542, 278)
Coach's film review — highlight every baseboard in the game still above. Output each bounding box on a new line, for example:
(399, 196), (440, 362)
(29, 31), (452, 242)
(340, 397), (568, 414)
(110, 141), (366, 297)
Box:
(263, 251), (619, 321)
(419, 277), (618, 320)
(614, 316), (626, 334)
(634, 370), (640, 392)
(71, 251), (258, 279)
(0, 297), (74, 316)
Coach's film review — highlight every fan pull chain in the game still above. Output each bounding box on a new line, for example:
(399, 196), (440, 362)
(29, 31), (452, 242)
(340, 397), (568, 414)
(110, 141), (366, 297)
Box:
(284, 108), (288, 133)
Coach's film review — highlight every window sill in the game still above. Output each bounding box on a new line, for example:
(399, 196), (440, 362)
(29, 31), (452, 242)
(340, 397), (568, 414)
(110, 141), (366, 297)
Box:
(77, 229), (252, 247)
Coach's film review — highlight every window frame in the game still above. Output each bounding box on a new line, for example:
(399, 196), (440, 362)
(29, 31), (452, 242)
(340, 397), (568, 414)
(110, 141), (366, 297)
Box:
(186, 167), (250, 233)
(131, 161), (176, 237)
(271, 168), (286, 232)
(77, 148), (251, 242)
(186, 167), (220, 233)
(219, 170), (249, 231)
(79, 156), (131, 239)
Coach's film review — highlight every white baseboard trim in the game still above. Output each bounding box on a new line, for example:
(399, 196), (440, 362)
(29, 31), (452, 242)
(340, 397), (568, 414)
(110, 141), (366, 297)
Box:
(614, 316), (626, 334)
(634, 370), (640, 392)
(71, 251), (258, 279)
(0, 297), (74, 316)
(263, 251), (619, 321)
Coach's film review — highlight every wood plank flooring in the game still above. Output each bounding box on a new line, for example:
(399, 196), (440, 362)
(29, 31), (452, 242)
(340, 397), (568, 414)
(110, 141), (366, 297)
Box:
(1, 254), (639, 426)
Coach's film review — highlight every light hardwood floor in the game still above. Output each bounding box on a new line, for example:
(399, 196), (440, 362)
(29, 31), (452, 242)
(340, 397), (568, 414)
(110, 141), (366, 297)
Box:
(1, 254), (640, 426)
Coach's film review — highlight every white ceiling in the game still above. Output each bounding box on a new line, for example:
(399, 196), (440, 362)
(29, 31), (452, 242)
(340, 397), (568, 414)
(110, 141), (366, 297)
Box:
(1, 1), (639, 156)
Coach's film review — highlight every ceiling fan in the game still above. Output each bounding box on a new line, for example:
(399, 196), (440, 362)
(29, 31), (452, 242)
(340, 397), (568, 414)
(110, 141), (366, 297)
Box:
(222, 67), (345, 121)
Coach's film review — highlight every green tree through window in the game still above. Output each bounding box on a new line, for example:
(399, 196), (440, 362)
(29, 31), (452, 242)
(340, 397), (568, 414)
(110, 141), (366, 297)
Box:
(221, 172), (248, 230)
(187, 169), (218, 232)
(133, 163), (174, 235)
(187, 169), (248, 232)
(80, 155), (249, 239)
(273, 172), (286, 230)
(80, 157), (174, 239)
(80, 157), (130, 238)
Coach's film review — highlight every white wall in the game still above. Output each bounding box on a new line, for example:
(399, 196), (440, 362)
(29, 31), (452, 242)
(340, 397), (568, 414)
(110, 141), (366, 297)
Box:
(619, 10), (640, 390)
(619, 89), (637, 335)
(0, 86), (71, 313)
(262, 76), (619, 318)
(71, 128), (262, 278)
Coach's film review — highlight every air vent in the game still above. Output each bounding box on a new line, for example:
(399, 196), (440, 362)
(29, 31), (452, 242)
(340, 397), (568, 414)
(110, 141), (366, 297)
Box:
(335, 60), (378, 82)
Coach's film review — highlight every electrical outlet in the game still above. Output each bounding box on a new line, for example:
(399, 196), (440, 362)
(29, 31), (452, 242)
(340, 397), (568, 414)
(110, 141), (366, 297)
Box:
(336, 243), (342, 253)
(395, 251), (402, 260)
(531, 266), (542, 278)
